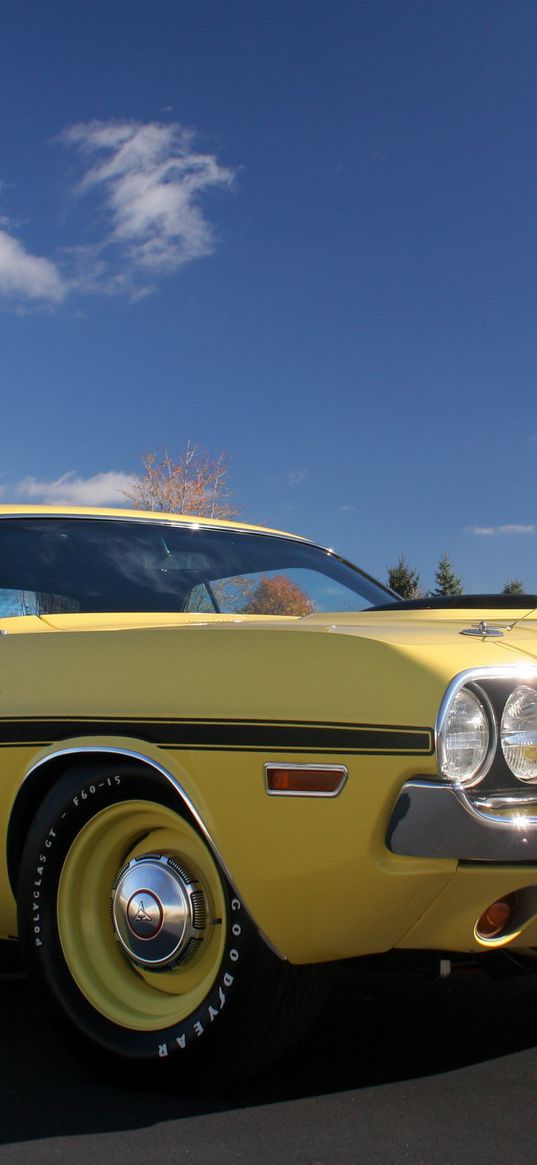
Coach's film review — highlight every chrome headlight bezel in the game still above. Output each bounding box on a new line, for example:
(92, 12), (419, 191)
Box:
(436, 682), (496, 787)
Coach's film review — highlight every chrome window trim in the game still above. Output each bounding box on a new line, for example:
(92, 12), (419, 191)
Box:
(0, 509), (315, 549)
(264, 761), (348, 798)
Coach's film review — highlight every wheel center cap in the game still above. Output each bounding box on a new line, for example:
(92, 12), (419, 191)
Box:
(112, 853), (208, 970)
(127, 890), (163, 939)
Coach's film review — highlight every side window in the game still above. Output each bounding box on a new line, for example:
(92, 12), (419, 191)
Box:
(198, 572), (316, 615)
(237, 573), (315, 616)
(0, 589), (79, 617)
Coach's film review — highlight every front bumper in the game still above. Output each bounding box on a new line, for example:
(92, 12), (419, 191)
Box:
(387, 780), (537, 862)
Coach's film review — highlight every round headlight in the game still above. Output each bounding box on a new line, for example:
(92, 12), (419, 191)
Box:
(501, 685), (537, 781)
(438, 687), (490, 785)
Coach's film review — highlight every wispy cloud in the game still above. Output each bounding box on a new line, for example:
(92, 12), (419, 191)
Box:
(286, 469), (308, 487)
(467, 524), (536, 536)
(0, 228), (66, 304)
(62, 119), (235, 295)
(0, 119), (235, 306)
(2, 471), (137, 506)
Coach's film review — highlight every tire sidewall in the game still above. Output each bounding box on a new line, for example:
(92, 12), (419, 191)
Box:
(18, 763), (248, 1064)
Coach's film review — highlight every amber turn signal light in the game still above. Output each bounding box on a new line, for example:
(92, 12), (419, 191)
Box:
(265, 764), (347, 796)
(475, 895), (516, 940)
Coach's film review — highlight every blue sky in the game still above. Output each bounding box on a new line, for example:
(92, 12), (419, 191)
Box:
(1, 0), (537, 593)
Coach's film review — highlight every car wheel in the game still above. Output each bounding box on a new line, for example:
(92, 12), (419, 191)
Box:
(17, 762), (327, 1079)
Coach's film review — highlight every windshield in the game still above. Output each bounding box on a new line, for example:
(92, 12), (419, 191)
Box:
(0, 517), (391, 617)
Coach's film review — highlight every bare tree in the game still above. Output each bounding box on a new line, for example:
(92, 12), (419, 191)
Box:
(123, 443), (238, 519)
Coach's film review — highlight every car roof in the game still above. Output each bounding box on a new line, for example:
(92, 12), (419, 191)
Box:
(0, 504), (310, 543)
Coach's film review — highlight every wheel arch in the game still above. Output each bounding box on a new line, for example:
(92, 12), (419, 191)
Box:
(7, 746), (224, 898)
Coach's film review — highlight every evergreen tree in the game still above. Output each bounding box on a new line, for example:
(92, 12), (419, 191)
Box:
(502, 578), (525, 595)
(387, 555), (420, 599)
(433, 553), (463, 596)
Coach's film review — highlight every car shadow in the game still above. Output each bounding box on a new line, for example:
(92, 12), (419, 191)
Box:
(3, 953), (537, 1145)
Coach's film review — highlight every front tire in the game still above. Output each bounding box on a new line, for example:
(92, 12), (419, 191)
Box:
(17, 763), (327, 1079)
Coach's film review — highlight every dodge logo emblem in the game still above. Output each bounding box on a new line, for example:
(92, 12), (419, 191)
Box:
(127, 890), (163, 940)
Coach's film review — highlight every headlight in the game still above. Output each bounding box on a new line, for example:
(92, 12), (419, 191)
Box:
(501, 685), (537, 781)
(437, 687), (490, 786)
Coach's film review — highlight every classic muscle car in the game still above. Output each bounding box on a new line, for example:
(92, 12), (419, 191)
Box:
(2, 505), (537, 1079)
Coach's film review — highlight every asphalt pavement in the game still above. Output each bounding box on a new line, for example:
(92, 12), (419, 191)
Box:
(1, 948), (537, 1164)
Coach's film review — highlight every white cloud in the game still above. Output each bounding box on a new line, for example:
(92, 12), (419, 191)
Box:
(0, 118), (234, 308)
(0, 228), (66, 303)
(286, 470), (308, 487)
(7, 471), (137, 506)
(467, 524), (536, 536)
(62, 119), (235, 293)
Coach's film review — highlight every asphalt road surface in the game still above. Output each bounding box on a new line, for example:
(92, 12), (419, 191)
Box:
(2, 947), (537, 1165)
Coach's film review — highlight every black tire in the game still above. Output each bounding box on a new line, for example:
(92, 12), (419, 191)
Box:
(17, 762), (329, 1081)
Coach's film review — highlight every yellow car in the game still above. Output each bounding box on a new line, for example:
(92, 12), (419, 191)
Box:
(3, 505), (537, 1079)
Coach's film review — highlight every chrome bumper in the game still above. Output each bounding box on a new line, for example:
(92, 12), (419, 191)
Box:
(387, 780), (537, 862)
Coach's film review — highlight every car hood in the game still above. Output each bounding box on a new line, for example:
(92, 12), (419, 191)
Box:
(5, 604), (537, 668)
(303, 605), (537, 645)
(2, 606), (537, 735)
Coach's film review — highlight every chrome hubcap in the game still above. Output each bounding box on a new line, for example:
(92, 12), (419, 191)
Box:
(111, 852), (208, 971)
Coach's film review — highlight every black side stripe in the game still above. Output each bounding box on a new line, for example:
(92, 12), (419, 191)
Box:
(0, 717), (434, 755)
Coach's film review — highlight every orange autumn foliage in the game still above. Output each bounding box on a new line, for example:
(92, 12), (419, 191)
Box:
(240, 574), (315, 616)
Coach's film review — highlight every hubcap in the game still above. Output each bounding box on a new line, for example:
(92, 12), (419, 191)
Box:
(112, 852), (208, 970)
